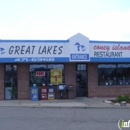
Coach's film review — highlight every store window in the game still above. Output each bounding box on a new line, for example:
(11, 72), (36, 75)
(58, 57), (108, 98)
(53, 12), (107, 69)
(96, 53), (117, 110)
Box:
(30, 64), (46, 86)
(29, 64), (64, 87)
(4, 64), (18, 99)
(77, 64), (86, 70)
(98, 64), (130, 85)
(117, 64), (130, 85)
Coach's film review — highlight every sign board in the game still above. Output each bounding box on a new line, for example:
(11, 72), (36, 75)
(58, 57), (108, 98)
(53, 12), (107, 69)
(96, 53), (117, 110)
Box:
(57, 83), (66, 91)
(50, 69), (62, 85)
(36, 71), (45, 76)
(90, 42), (130, 62)
(0, 41), (69, 62)
(69, 33), (90, 61)
(0, 33), (130, 62)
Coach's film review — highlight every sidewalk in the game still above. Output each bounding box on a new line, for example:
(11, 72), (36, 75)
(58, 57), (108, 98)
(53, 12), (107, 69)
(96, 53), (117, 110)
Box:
(0, 97), (129, 108)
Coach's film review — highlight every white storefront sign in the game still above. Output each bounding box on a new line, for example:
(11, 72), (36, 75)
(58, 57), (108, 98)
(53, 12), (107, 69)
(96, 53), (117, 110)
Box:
(90, 42), (130, 62)
(0, 33), (130, 62)
(69, 33), (90, 61)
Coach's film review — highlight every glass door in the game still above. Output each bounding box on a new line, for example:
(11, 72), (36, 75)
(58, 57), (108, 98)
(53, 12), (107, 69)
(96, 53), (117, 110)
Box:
(4, 64), (17, 100)
(76, 64), (87, 97)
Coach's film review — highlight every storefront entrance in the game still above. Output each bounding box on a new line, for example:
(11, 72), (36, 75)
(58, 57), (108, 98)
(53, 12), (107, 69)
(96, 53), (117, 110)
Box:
(4, 64), (18, 100)
(76, 64), (88, 97)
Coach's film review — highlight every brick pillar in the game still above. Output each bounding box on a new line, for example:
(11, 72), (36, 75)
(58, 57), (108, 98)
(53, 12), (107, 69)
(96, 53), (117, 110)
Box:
(18, 63), (30, 99)
(0, 64), (4, 100)
(88, 63), (98, 97)
(65, 63), (76, 98)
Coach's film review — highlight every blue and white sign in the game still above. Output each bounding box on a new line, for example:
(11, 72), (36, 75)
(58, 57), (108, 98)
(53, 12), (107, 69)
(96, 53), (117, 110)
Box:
(0, 41), (70, 62)
(0, 33), (130, 62)
(69, 33), (90, 61)
(0, 47), (5, 54)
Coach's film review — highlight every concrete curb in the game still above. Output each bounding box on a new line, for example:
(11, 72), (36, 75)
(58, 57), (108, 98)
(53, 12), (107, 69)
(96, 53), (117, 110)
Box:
(0, 103), (129, 109)
(0, 105), (129, 108)
(0, 98), (129, 109)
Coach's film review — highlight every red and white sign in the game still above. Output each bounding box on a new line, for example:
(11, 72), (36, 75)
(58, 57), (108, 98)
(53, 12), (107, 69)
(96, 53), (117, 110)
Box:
(90, 43), (130, 58)
(36, 71), (45, 76)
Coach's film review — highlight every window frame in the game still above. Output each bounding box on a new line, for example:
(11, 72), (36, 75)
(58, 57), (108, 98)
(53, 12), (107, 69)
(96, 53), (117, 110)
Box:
(98, 63), (130, 86)
(29, 63), (65, 87)
(4, 63), (18, 99)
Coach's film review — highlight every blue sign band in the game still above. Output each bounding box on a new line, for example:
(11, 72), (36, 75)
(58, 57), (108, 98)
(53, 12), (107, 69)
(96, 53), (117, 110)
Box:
(70, 54), (89, 60)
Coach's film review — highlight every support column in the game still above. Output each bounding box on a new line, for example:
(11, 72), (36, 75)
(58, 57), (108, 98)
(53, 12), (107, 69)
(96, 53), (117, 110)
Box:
(0, 64), (4, 100)
(65, 63), (76, 98)
(18, 63), (30, 99)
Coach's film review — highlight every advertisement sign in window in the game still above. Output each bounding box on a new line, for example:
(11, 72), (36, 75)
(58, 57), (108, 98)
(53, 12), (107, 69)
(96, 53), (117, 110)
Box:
(51, 69), (62, 85)
(36, 71), (45, 76)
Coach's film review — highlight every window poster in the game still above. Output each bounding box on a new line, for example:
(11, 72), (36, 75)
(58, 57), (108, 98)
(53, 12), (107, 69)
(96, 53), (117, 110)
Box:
(51, 69), (62, 85)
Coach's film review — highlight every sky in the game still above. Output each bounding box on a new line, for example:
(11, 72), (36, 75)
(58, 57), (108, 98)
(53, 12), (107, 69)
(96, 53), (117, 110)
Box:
(0, 0), (130, 41)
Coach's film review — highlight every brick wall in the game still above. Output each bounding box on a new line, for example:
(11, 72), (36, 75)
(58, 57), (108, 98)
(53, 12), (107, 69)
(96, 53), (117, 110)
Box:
(65, 63), (76, 99)
(88, 63), (130, 97)
(2, 62), (130, 100)
(18, 63), (30, 99)
(0, 64), (4, 100)
(6, 62), (130, 99)
(17, 63), (76, 100)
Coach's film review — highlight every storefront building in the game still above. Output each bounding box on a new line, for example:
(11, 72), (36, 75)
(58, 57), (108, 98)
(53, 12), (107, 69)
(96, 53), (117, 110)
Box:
(0, 33), (130, 100)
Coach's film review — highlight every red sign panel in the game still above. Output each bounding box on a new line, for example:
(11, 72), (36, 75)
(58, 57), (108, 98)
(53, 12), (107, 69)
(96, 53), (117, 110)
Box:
(36, 71), (45, 76)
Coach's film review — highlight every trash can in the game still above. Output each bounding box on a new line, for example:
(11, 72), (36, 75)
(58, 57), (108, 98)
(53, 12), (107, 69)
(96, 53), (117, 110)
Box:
(31, 84), (39, 101)
(68, 85), (75, 99)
